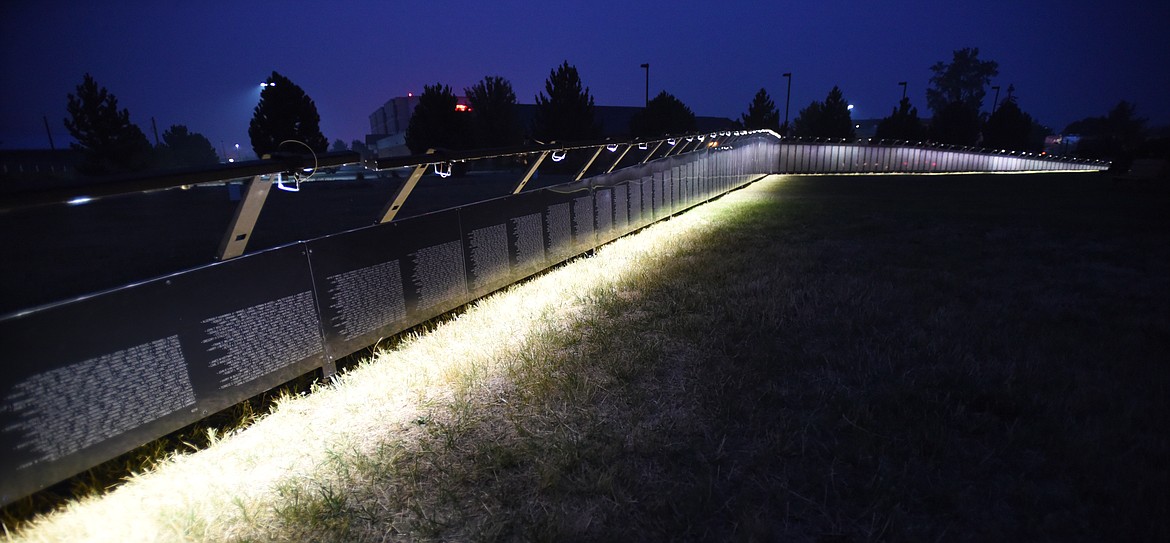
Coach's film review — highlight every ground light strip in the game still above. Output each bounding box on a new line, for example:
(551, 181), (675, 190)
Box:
(5, 175), (780, 543)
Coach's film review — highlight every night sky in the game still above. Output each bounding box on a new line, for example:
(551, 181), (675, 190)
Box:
(2, 0), (1167, 155)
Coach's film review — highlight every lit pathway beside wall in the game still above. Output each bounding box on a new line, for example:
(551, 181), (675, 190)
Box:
(9, 175), (783, 542)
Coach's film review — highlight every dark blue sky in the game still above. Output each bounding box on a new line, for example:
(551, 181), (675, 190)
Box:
(2, 0), (1167, 154)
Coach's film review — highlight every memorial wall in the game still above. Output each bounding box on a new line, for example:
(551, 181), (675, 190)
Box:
(0, 139), (778, 504)
(0, 136), (1102, 504)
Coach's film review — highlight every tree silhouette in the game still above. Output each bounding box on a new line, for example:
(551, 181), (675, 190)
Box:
(404, 83), (471, 154)
(533, 61), (599, 142)
(465, 76), (522, 148)
(155, 125), (218, 168)
(330, 139), (348, 152)
(927, 47), (999, 116)
(1065, 100), (1147, 167)
(64, 73), (154, 175)
(740, 88), (780, 131)
(248, 71), (328, 158)
(982, 94), (1034, 151)
(875, 98), (926, 142)
(928, 101), (981, 146)
(350, 139), (370, 158)
(794, 86), (855, 139)
(630, 91), (697, 138)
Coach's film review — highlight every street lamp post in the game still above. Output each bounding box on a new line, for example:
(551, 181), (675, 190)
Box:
(898, 81), (907, 102)
(782, 72), (792, 136)
(991, 85), (1001, 113)
(640, 63), (649, 107)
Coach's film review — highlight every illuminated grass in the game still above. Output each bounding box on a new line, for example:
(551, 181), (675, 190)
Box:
(2, 178), (740, 542)
(6, 173), (1169, 541)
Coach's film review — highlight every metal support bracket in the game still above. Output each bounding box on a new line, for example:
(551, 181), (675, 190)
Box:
(377, 149), (434, 224)
(216, 174), (273, 261)
(641, 140), (665, 164)
(606, 144), (632, 173)
(574, 146), (605, 181)
(513, 151), (549, 194)
(321, 358), (337, 380)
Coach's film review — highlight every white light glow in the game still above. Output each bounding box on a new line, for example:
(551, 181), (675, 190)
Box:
(11, 180), (777, 541)
(274, 172), (299, 192)
(550, 150), (567, 162)
(66, 196), (93, 206)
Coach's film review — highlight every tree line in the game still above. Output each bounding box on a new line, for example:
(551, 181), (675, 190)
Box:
(787, 47), (1156, 168)
(61, 71), (334, 176)
(61, 52), (1159, 177)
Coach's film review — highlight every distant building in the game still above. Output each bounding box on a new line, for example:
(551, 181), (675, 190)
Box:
(367, 96), (736, 159)
(369, 94), (420, 137)
(1044, 134), (1081, 156)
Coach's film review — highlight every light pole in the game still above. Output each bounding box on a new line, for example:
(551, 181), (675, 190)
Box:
(640, 63), (649, 107)
(898, 81), (907, 102)
(782, 72), (792, 135)
(991, 85), (1001, 113)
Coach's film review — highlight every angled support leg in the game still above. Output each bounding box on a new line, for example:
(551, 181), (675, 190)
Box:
(641, 140), (665, 164)
(217, 174), (272, 261)
(605, 144), (632, 173)
(377, 149), (434, 224)
(574, 146), (605, 181)
(513, 151), (550, 194)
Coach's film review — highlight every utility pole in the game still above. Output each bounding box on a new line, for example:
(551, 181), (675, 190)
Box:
(782, 72), (792, 136)
(991, 85), (1001, 113)
(43, 115), (56, 151)
(898, 81), (907, 101)
(151, 117), (160, 146)
(640, 63), (649, 107)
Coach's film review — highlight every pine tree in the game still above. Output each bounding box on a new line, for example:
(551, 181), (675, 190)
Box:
(928, 101), (982, 146)
(533, 61), (599, 142)
(630, 91), (696, 138)
(156, 125), (218, 168)
(64, 73), (154, 175)
(404, 83), (471, 154)
(794, 86), (855, 139)
(740, 88), (780, 131)
(465, 76), (522, 148)
(875, 98), (926, 142)
(248, 71), (328, 157)
(982, 93), (1034, 151)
